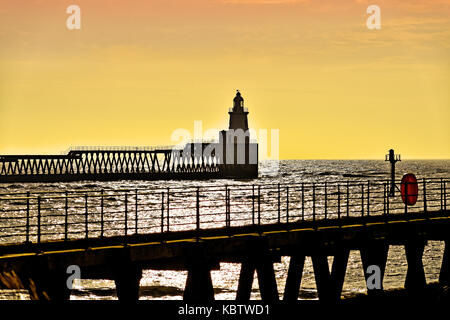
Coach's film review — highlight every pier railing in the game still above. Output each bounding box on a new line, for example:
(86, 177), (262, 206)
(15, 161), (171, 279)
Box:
(0, 178), (448, 244)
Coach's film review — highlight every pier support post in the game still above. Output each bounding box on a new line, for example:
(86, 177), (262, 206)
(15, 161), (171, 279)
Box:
(311, 250), (349, 302)
(360, 242), (389, 296)
(283, 254), (305, 301)
(404, 240), (427, 291)
(236, 260), (255, 301)
(27, 268), (71, 301)
(113, 264), (142, 301)
(330, 249), (350, 301)
(236, 246), (279, 302)
(440, 240), (450, 286)
(255, 255), (279, 301)
(18, 256), (73, 300)
(183, 247), (215, 302)
(311, 254), (332, 302)
(184, 263), (215, 302)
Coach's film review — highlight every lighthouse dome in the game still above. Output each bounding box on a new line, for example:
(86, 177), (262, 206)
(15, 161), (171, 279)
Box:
(234, 90), (243, 102)
(233, 90), (244, 109)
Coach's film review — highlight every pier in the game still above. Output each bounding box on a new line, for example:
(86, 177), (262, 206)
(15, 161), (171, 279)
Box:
(0, 145), (222, 182)
(0, 91), (258, 183)
(0, 178), (448, 300)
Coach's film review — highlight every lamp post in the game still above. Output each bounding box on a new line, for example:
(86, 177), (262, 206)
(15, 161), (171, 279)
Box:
(385, 149), (401, 196)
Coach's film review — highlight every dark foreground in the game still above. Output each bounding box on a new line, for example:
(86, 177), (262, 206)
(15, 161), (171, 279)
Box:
(341, 282), (450, 304)
(0, 285), (448, 320)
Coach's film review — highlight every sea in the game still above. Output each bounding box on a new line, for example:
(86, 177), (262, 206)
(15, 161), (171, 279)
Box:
(0, 159), (449, 300)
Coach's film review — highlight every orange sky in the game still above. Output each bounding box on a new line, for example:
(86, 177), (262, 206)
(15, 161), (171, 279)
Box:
(0, 0), (449, 159)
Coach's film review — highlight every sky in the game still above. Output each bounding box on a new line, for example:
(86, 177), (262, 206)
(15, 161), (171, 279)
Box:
(0, 0), (449, 159)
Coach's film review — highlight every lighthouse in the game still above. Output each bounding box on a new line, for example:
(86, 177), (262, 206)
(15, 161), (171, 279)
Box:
(218, 90), (258, 177)
(228, 90), (249, 131)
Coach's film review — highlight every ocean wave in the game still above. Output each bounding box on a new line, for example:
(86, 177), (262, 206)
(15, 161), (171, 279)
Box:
(298, 289), (318, 299)
(7, 185), (23, 189)
(317, 171), (339, 176)
(9, 201), (27, 206)
(342, 174), (373, 178)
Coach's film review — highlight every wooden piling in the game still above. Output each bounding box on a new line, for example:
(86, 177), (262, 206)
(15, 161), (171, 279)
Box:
(360, 241), (389, 295)
(404, 240), (427, 291)
(283, 255), (305, 301)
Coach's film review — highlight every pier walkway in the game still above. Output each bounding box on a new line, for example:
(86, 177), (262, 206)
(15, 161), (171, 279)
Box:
(0, 178), (448, 301)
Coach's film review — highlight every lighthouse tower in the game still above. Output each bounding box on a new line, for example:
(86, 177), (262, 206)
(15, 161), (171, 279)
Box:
(218, 90), (258, 177)
(228, 90), (249, 131)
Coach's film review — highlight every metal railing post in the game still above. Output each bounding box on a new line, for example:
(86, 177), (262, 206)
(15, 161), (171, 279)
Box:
(100, 190), (104, 238)
(367, 181), (370, 216)
(196, 187), (200, 235)
(135, 189), (138, 235)
(301, 183), (305, 221)
(346, 181), (350, 218)
(258, 186), (261, 226)
(124, 192), (128, 238)
(440, 178), (445, 211)
(161, 192), (165, 233)
(312, 183), (316, 222)
(404, 182), (408, 215)
(286, 186), (290, 224)
(225, 185), (229, 228)
(252, 185), (255, 226)
(361, 184), (364, 217)
(386, 182), (390, 215)
(26, 191), (30, 243)
(444, 180), (447, 211)
(277, 183), (281, 223)
(383, 183), (386, 216)
(337, 185), (341, 220)
(227, 187), (231, 227)
(167, 188), (170, 232)
(85, 194), (89, 239)
(65, 191), (68, 241)
(324, 182), (328, 220)
(37, 196), (41, 244)
(423, 179), (427, 213)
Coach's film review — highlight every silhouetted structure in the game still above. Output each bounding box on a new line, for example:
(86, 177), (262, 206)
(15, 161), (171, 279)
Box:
(220, 90), (258, 178)
(0, 178), (448, 300)
(0, 91), (258, 183)
(385, 149), (401, 196)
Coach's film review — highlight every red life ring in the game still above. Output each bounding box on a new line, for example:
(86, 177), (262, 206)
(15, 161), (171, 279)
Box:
(401, 173), (418, 206)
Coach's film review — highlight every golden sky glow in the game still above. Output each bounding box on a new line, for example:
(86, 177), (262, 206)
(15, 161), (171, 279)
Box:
(0, 0), (449, 159)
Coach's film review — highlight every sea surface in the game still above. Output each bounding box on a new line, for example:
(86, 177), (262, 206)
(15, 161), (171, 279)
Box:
(0, 159), (449, 300)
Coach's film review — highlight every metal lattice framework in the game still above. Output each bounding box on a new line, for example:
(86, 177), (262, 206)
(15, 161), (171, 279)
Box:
(0, 145), (221, 180)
